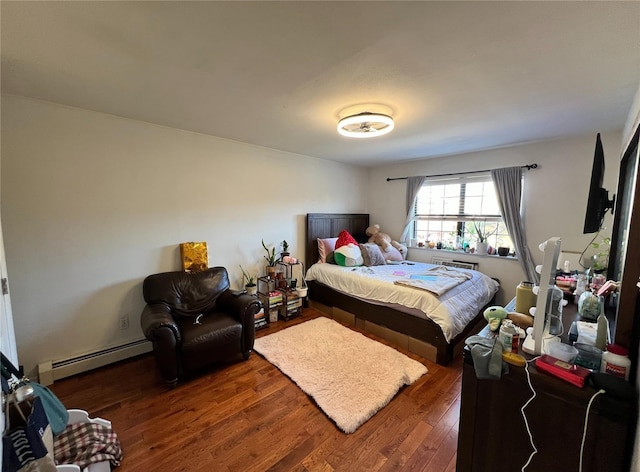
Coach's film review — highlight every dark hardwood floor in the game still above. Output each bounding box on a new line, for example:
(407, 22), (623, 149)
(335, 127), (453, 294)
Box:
(50, 308), (463, 472)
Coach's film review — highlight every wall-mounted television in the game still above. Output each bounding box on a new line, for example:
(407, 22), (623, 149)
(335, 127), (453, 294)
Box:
(583, 133), (615, 234)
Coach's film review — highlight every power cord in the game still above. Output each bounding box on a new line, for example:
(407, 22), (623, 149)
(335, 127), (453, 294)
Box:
(520, 363), (606, 472)
(579, 389), (606, 472)
(578, 231), (601, 270)
(520, 356), (540, 472)
(547, 312), (565, 337)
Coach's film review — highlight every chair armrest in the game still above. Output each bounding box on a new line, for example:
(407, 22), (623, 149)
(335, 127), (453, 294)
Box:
(140, 303), (181, 342)
(218, 290), (261, 355)
(218, 290), (262, 323)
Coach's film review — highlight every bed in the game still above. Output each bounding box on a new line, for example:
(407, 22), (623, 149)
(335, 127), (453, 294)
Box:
(305, 213), (499, 365)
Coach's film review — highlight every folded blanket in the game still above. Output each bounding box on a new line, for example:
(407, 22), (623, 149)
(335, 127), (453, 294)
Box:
(54, 422), (122, 469)
(394, 265), (473, 296)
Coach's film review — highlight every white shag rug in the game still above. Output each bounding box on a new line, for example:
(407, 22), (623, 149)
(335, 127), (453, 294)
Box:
(253, 316), (428, 434)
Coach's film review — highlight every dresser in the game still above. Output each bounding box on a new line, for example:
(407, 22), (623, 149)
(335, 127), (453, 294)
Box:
(456, 304), (636, 472)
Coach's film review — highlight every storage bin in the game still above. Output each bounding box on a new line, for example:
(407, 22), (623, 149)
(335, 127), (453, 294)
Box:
(55, 409), (112, 472)
(547, 342), (578, 363)
(573, 343), (602, 371)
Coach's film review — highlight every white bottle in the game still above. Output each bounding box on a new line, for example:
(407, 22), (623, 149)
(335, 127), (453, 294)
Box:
(595, 298), (608, 351)
(600, 344), (631, 380)
(499, 319), (519, 353)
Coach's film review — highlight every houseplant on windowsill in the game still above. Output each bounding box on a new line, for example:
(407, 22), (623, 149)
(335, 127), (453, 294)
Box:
(262, 239), (278, 279)
(472, 221), (496, 255)
(240, 265), (257, 295)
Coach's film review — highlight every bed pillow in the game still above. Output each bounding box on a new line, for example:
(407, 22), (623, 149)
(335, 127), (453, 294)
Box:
(317, 237), (338, 263)
(359, 243), (387, 267)
(384, 246), (405, 262)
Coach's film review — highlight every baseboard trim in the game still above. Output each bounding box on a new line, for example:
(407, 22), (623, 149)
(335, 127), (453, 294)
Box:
(38, 339), (151, 385)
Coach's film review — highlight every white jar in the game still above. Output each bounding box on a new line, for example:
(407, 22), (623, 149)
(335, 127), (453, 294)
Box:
(600, 344), (631, 380)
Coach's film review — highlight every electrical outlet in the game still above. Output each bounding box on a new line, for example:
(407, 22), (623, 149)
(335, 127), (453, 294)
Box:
(119, 315), (130, 330)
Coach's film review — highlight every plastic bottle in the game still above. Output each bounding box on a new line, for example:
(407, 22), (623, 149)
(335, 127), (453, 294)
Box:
(574, 273), (588, 303)
(600, 344), (631, 380)
(595, 299), (609, 351)
(515, 281), (536, 315)
(499, 319), (519, 353)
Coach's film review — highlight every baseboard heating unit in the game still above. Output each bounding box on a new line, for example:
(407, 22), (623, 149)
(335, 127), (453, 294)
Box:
(431, 256), (478, 271)
(38, 338), (151, 385)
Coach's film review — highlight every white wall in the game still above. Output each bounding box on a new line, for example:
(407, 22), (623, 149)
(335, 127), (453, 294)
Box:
(367, 131), (622, 305)
(0, 92), (627, 378)
(1, 94), (369, 376)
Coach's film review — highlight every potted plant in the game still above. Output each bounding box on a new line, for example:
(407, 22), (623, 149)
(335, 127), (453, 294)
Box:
(240, 265), (257, 295)
(262, 239), (278, 279)
(589, 235), (611, 273)
(280, 240), (290, 260)
(472, 221), (496, 255)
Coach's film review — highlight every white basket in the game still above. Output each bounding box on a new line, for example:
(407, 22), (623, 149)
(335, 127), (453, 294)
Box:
(55, 409), (112, 472)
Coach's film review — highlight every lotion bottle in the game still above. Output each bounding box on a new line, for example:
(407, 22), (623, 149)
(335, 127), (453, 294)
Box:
(595, 297), (609, 351)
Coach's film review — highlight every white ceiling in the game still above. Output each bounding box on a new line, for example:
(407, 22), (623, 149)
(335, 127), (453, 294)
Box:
(2, 1), (639, 167)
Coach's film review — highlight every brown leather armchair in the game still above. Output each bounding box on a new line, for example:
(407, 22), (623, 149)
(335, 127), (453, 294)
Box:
(140, 267), (261, 387)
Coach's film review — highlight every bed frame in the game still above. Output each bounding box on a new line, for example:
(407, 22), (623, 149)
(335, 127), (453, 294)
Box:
(305, 213), (490, 365)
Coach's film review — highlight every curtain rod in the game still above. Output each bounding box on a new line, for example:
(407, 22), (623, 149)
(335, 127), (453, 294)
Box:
(386, 163), (538, 181)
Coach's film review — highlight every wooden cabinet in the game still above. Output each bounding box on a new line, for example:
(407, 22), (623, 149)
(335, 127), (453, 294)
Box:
(457, 350), (634, 472)
(457, 306), (635, 472)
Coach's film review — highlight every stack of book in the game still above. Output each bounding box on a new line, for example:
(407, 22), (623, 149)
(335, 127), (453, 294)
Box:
(267, 291), (283, 306)
(285, 294), (302, 318)
(555, 275), (575, 295)
(260, 290), (284, 323)
(254, 307), (267, 330)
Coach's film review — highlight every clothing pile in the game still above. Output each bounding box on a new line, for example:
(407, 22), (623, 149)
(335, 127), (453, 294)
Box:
(2, 352), (122, 472)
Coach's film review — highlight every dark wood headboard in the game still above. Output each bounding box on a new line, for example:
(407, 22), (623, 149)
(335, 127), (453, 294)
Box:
(305, 213), (370, 266)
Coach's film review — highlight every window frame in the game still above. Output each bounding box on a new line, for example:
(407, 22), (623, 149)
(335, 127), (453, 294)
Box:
(411, 174), (511, 250)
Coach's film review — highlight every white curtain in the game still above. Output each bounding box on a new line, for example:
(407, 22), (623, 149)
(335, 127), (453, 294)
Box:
(400, 176), (427, 244)
(491, 167), (538, 283)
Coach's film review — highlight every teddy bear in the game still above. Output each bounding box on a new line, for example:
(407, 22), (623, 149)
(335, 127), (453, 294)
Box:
(365, 224), (407, 257)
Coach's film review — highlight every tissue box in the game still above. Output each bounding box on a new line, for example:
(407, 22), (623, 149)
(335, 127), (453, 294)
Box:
(569, 320), (597, 346)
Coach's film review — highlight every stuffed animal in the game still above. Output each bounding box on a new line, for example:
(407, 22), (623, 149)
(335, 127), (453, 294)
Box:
(365, 224), (407, 257)
(335, 230), (358, 250)
(394, 241), (408, 259)
(334, 244), (363, 267)
(484, 305), (508, 331)
(334, 230), (363, 266)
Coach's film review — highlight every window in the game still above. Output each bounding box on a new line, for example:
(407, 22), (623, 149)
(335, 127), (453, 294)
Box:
(412, 174), (512, 250)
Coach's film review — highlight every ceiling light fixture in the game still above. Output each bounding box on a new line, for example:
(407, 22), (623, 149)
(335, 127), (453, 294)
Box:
(337, 112), (394, 138)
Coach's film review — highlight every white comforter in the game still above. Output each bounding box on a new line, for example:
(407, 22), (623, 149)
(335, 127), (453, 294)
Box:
(305, 261), (499, 342)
